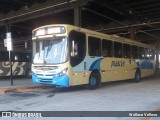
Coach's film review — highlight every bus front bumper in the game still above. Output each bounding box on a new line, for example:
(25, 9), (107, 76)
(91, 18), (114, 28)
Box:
(32, 74), (69, 87)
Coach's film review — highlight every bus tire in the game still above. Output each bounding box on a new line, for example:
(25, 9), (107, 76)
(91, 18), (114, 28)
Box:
(88, 71), (100, 90)
(25, 69), (31, 78)
(135, 70), (141, 82)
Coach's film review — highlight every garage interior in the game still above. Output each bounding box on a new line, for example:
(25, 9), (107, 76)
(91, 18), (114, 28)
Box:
(0, 0), (160, 68)
(0, 1), (160, 118)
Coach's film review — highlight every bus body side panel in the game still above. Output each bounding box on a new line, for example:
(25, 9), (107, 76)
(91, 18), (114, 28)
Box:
(136, 59), (155, 77)
(0, 61), (31, 76)
(141, 69), (155, 78)
(69, 56), (156, 86)
(69, 56), (102, 86)
(70, 71), (90, 86)
(100, 58), (137, 82)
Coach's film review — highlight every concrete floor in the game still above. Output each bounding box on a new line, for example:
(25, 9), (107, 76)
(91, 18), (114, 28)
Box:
(0, 74), (160, 120)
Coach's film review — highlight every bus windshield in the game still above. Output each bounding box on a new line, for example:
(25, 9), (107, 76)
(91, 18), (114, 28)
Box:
(33, 36), (68, 64)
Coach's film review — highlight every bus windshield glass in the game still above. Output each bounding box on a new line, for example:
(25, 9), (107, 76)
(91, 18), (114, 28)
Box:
(33, 36), (68, 64)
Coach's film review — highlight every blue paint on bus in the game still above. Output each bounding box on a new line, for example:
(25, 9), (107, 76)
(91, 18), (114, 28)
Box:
(32, 73), (69, 87)
(89, 58), (103, 71)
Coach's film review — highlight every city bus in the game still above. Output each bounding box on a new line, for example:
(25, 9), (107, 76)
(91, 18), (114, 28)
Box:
(0, 50), (32, 77)
(31, 24), (155, 89)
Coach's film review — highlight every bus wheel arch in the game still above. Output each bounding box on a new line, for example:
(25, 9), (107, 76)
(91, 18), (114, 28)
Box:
(88, 70), (101, 90)
(135, 69), (141, 82)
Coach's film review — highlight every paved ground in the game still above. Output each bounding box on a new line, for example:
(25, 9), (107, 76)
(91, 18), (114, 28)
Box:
(0, 74), (160, 120)
(0, 77), (52, 94)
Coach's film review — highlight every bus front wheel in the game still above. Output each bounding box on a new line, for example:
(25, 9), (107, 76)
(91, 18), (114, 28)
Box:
(88, 72), (100, 90)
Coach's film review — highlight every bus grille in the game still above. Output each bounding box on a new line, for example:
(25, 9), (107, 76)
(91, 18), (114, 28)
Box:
(40, 80), (53, 84)
(37, 74), (54, 76)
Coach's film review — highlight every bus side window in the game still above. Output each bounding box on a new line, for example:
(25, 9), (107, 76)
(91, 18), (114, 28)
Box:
(0, 51), (9, 61)
(26, 53), (32, 62)
(0, 53), (4, 61)
(88, 36), (101, 56)
(150, 49), (155, 60)
(114, 42), (123, 58)
(102, 39), (113, 57)
(123, 44), (131, 58)
(145, 48), (150, 60)
(131, 45), (138, 59)
(11, 52), (18, 62)
(139, 47), (145, 59)
(15, 55), (18, 61)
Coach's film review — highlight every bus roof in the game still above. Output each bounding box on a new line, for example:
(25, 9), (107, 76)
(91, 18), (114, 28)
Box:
(33, 24), (155, 49)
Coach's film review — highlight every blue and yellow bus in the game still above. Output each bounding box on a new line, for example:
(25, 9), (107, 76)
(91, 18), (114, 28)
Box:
(31, 24), (155, 89)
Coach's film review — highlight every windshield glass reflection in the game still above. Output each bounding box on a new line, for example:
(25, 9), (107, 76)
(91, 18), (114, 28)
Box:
(33, 37), (68, 64)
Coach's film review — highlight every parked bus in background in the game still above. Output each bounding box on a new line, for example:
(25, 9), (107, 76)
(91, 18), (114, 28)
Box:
(0, 50), (32, 77)
(31, 24), (155, 89)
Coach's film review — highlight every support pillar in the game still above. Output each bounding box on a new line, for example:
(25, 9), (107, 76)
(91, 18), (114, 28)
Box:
(74, 7), (81, 27)
(130, 27), (136, 40)
(5, 24), (13, 85)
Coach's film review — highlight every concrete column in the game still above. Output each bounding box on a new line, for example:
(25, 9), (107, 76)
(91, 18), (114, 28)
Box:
(130, 27), (136, 40)
(5, 24), (13, 85)
(74, 7), (81, 27)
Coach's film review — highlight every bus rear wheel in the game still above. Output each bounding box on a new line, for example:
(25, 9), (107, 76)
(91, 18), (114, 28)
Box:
(88, 72), (100, 90)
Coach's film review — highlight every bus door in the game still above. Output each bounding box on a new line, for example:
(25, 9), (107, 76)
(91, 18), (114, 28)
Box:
(69, 30), (88, 85)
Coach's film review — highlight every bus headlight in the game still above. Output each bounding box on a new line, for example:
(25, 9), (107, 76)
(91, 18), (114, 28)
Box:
(53, 68), (68, 78)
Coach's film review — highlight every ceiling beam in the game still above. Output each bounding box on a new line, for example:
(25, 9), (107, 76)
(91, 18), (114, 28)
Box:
(0, 0), (92, 26)
(122, 0), (158, 7)
(2, 0), (22, 6)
